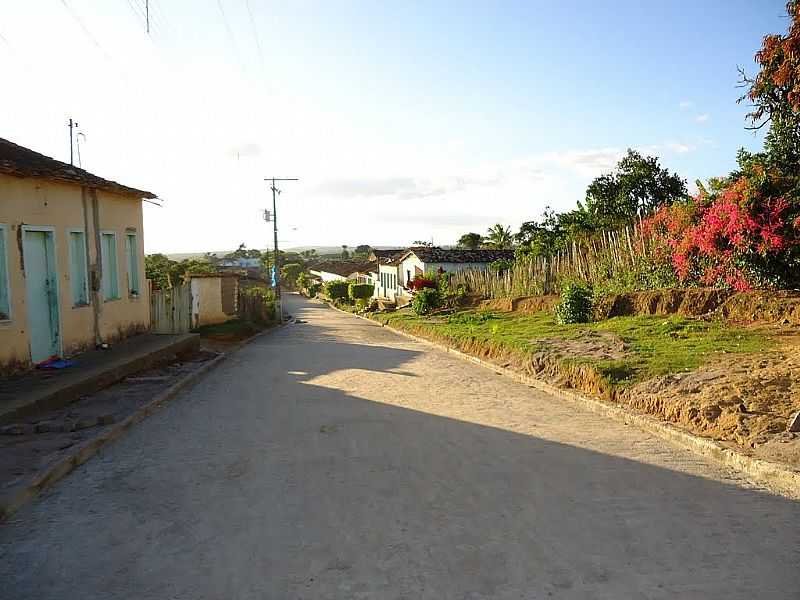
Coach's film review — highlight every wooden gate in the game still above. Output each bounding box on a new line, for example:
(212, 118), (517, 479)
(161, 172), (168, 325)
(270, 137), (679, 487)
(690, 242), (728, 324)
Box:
(150, 284), (192, 334)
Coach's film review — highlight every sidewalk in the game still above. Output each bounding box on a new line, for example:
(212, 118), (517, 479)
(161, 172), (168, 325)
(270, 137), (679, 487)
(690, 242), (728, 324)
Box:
(0, 333), (199, 424)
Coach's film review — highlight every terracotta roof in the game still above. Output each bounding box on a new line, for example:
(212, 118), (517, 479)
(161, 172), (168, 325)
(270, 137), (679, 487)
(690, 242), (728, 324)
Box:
(401, 248), (515, 264)
(0, 137), (156, 199)
(309, 260), (374, 277)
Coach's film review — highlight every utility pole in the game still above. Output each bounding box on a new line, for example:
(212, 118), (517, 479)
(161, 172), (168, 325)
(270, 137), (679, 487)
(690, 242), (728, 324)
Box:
(68, 118), (79, 165)
(263, 177), (299, 322)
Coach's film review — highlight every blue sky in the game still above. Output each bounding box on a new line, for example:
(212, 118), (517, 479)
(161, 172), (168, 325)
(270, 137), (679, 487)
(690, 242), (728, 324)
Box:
(0, 1), (789, 252)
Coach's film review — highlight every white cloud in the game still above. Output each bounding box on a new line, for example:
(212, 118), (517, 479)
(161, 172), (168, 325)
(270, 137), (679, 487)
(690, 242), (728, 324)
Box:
(695, 113), (710, 123)
(679, 101), (693, 110)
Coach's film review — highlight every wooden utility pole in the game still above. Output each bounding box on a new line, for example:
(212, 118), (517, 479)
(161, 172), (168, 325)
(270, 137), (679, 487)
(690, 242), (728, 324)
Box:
(264, 177), (299, 322)
(68, 118), (78, 165)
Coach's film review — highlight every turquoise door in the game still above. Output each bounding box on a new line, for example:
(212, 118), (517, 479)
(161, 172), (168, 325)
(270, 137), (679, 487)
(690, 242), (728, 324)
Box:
(23, 230), (61, 363)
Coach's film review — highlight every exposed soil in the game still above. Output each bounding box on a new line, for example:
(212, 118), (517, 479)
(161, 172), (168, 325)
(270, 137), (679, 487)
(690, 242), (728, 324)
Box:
(533, 331), (629, 361)
(621, 337), (800, 466)
(594, 288), (800, 325)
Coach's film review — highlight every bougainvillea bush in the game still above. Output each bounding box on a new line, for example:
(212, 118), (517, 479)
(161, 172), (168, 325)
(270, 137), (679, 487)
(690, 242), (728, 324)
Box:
(642, 154), (800, 291)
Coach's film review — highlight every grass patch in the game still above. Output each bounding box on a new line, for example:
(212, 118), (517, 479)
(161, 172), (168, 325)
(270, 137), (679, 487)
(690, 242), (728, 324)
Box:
(373, 309), (773, 385)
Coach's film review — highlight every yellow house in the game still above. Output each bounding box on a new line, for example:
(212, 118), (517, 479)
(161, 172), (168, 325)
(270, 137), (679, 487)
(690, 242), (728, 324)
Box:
(0, 137), (155, 374)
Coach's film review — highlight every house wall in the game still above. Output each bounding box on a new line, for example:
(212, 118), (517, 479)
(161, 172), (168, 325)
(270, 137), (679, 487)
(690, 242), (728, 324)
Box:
(190, 277), (228, 327)
(376, 264), (400, 301)
(0, 174), (149, 372)
(309, 269), (346, 283)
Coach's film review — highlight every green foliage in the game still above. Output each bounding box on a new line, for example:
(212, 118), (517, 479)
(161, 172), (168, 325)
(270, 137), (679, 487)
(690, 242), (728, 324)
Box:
(354, 244), (372, 257)
(145, 253), (215, 289)
(296, 271), (311, 290)
(324, 280), (350, 300)
(584, 149), (688, 228)
(457, 232), (484, 250)
(489, 258), (515, 272)
(483, 224), (514, 249)
(281, 263), (303, 286)
(349, 282), (374, 300)
(307, 282), (322, 298)
(554, 282), (594, 324)
(226, 243), (262, 259)
(412, 287), (442, 315)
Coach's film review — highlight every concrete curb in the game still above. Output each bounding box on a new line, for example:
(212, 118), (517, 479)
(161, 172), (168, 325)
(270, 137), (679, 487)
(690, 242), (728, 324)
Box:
(325, 302), (800, 498)
(0, 320), (291, 521)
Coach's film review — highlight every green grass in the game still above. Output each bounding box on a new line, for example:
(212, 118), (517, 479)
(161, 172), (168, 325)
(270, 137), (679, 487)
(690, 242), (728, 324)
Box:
(373, 309), (773, 385)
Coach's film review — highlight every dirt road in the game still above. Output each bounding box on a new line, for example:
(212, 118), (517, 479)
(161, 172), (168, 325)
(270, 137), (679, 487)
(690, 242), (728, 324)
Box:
(1, 294), (798, 599)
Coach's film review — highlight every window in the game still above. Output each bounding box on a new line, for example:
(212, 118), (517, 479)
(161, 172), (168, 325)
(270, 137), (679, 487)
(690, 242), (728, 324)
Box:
(125, 233), (140, 295)
(0, 224), (9, 320)
(68, 230), (89, 306)
(100, 232), (119, 300)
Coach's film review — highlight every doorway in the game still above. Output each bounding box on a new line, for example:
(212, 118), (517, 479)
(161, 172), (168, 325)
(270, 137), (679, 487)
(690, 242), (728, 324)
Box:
(23, 227), (61, 363)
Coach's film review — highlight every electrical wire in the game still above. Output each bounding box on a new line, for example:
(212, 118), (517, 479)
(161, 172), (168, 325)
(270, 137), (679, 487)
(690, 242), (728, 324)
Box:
(59, 0), (111, 59)
(244, 0), (265, 74)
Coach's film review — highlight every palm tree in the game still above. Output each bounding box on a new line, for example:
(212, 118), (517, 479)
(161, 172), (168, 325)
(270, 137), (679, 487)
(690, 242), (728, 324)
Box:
(483, 224), (513, 249)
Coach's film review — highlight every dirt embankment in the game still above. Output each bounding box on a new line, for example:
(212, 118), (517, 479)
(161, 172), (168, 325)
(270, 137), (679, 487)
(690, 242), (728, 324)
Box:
(480, 288), (800, 326)
(385, 316), (800, 468)
(596, 289), (800, 324)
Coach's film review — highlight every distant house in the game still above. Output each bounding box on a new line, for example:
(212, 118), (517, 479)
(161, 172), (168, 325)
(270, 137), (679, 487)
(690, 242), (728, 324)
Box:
(308, 260), (374, 283)
(0, 137), (155, 372)
(374, 247), (515, 302)
(217, 257), (261, 269)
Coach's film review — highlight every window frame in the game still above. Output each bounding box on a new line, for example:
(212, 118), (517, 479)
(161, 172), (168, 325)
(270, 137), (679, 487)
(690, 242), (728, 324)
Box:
(0, 223), (10, 322)
(67, 228), (90, 307)
(100, 230), (120, 301)
(125, 232), (140, 297)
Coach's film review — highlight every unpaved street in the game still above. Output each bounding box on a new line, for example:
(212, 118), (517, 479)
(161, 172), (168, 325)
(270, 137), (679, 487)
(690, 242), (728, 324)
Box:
(1, 294), (798, 599)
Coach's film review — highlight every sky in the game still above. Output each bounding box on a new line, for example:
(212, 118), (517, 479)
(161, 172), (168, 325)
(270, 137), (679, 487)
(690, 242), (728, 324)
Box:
(0, 0), (790, 253)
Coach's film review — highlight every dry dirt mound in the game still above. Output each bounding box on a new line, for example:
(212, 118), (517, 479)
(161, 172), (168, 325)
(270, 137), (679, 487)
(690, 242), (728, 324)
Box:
(480, 295), (559, 313)
(593, 288), (800, 325)
(533, 331), (629, 361)
(620, 342), (800, 465)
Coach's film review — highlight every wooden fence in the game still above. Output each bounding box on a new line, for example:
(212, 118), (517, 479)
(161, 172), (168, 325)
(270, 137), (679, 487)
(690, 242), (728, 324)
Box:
(450, 225), (652, 299)
(150, 284), (193, 334)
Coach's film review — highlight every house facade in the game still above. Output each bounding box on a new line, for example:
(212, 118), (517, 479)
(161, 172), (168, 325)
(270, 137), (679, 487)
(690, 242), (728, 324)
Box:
(373, 247), (516, 302)
(0, 137), (155, 373)
(308, 260), (374, 283)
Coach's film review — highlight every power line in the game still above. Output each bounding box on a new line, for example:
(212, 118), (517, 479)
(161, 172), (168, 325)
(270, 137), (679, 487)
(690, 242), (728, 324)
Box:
(244, 0), (265, 74)
(216, 0), (245, 74)
(59, 0), (110, 59)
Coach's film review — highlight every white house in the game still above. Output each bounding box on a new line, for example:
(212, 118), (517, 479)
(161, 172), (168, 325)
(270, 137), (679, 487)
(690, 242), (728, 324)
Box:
(374, 247), (515, 303)
(309, 260), (374, 283)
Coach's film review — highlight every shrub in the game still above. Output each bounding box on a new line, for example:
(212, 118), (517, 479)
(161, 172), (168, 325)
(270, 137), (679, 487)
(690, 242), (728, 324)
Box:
(554, 282), (593, 324)
(324, 280), (350, 300)
(489, 258), (515, 272)
(306, 282), (321, 298)
(412, 287), (442, 315)
(349, 283), (374, 300)
(296, 271), (311, 290)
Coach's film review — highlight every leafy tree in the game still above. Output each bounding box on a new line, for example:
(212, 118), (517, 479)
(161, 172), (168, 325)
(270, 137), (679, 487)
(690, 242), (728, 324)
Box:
(300, 249), (318, 260)
(457, 232), (483, 250)
(412, 240), (433, 247)
(341, 245), (350, 259)
(280, 263), (303, 286)
(583, 149), (688, 228)
(354, 245), (372, 257)
(145, 253), (173, 289)
(739, 1), (800, 129)
(483, 224), (514, 249)
(226, 243), (262, 259)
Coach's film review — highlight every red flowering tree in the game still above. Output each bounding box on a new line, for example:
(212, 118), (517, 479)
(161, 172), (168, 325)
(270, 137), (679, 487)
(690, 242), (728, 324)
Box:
(643, 156), (800, 290)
